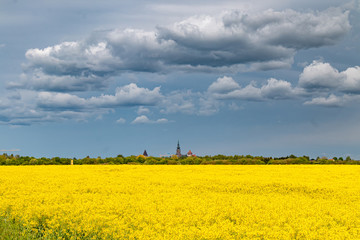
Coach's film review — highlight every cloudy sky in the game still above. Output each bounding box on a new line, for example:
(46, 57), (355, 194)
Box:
(1, 0), (360, 159)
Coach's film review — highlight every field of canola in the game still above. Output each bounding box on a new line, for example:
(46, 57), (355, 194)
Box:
(1, 165), (360, 239)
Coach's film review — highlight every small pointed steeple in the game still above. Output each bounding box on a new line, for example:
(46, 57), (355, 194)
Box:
(143, 150), (148, 157)
(176, 140), (181, 157)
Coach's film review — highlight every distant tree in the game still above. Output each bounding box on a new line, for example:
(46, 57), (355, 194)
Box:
(29, 158), (38, 165)
(262, 157), (272, 164)
(346, 156), (352, 161)
(144, 157), (156, 165)
(213, 154), (227, 160)
(0, 155), (6, 165)
(156, 158), (168, 165)
(136, 155), (147, 163)
(167, 159), (178, 165)
(126, 155), (137, 163)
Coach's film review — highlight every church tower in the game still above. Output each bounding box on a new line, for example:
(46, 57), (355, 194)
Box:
(176, 140), (181, 158)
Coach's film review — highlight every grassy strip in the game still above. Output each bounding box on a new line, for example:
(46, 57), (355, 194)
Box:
(0, 215), (109, 240)
(0, 216), (38, 240)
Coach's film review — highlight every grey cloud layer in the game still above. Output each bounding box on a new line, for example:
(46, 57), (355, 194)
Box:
(0, 6), (355, 125)
(37, 83), (162, 110)
(0, 84), (162, 125)
(11, 7), (350, 92)
(2, 61), (360, 125)
(0, 90), (102, 125)
(208, 61), (360, 107)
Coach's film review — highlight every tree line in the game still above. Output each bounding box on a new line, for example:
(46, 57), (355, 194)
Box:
(0, 153), (359, 165)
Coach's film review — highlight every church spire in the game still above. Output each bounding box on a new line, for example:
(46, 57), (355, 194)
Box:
(176, 140), (181, 158)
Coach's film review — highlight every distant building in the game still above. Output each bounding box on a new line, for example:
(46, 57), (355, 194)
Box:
(176, 141), (181, 158)
(187, 150), (196, 157)
(176, 141), (196, 158)
(143, 150), (148, 157)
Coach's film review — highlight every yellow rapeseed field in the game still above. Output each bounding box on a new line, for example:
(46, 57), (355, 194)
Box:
(1, 165), (360, 239)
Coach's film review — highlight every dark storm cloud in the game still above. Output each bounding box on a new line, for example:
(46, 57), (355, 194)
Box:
(231, 8), (350, 49)
(158, 7), (349, 65)
(10, 7), (350, 92)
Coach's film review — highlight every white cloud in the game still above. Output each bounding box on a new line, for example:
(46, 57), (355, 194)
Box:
(131, 115), (168, 124)
(209, 77), (300, 101)
(37, 92), (87, 110)
(156, 118), (169, 123)
(218, 83), (263, 101)
(131, 115), (151, 124)
(299, 61), (342, 90)
(341, 66), (360, 93)
(116, 118), (126, 124)
(137, 106), (150, 115)
(299, 61), (360, 93)
(25, 41), (119, 75)
(208, 76), (240, 93)
(36, 83), (162, 110)
(260, 78), (299, 100)
(89, 83), (162, 107)
(304, 94), (346, 107)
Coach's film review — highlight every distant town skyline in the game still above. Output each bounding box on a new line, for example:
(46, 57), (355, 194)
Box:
(1, 0), (360, 159)
(141, 141), (196, 158)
